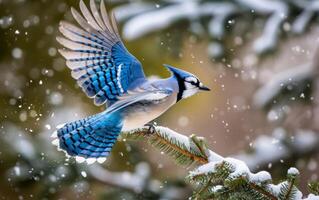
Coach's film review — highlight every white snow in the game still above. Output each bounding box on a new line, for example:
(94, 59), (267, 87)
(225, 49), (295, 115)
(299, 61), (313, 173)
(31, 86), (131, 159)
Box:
(49, 92), (63, 105)
(235, 129), (319, 170)
(287, 167), (299, 176)
(122, 1), (237, 40)
(233, 0), (288, 53)
(157, 126), (191, 150)
(87, 162), (152, 193)
(305, 194), (319, 200)
(236, 133), (289, 169)
(3, 124), (36, 159)
(253, 63), (314, 108)
(292, 1), (319, 34)
(190, 156), (271, 184)
(113, 2), (156, 22)
(81, 171), (87, 178)
(12, 48), (23, 59)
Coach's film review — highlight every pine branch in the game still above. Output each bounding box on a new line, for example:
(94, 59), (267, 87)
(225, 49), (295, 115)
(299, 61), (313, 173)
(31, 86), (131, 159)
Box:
(122, 127), (209, 166)
(123, 126), (319, 200)
(115, 0), (319, 57)
(234, 128), (319, 171)
(308, 182), (319, 196)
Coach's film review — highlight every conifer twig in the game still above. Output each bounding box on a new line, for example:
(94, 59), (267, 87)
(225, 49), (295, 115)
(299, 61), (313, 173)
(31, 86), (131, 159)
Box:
(123, 126), (319, 200)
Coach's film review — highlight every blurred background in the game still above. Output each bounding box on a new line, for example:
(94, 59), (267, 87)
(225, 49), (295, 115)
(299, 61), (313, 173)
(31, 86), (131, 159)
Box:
(1, 0), (319, 199)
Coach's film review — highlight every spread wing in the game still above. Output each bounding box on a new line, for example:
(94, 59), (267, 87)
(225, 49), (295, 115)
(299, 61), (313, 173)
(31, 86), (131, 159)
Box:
(57, 0), (146, 106)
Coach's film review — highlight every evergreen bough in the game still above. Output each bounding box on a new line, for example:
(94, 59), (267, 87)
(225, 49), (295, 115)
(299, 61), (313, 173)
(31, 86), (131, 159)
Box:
(123, 126), (319, 200)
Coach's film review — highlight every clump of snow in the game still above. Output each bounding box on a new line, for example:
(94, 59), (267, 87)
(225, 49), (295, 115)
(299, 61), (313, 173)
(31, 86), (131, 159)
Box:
(207, 150), (224, 163)
(190, 156), (271, 185)
(225, 158), (271, 183)
(287, 167), (299, 176)
(156, 126), (191, 150)
(305, 194), (319, 200)
(189, 162), (217, 176)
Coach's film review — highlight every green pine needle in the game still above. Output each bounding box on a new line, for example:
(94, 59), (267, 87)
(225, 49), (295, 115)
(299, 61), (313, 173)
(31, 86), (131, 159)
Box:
(122, 126), (208, 166)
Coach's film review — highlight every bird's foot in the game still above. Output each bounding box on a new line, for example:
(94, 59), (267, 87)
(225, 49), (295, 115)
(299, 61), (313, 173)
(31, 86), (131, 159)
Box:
(145, 122), (157, 134)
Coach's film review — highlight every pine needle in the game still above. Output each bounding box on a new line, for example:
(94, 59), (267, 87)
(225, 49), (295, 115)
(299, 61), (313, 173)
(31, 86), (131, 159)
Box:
(122, 126), (208, 166)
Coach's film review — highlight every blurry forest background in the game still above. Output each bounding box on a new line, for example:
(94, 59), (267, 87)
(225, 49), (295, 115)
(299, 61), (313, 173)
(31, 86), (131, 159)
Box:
(1, 0), (319, 199)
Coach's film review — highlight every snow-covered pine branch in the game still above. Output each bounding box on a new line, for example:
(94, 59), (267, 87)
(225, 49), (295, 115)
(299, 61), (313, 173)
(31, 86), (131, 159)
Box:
(123, 126), (319, 199)
(253, 62), (315, 109)
(234, 128), (319, 171)
(253, 47), (319, 124)
(113, 0), (319, 58)
(122, 126), (211, 166)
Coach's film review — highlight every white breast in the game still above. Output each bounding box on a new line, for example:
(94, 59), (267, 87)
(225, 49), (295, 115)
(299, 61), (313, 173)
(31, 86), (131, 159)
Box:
(121, 111), (158, 131)
(121, 94), (176, 131)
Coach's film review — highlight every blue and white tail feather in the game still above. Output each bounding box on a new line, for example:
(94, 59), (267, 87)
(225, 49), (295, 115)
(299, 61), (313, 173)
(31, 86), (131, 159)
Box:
(51, 112), (122, 164)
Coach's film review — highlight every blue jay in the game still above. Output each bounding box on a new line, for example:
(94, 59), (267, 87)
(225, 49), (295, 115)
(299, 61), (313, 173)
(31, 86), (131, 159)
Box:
(52, 0), (210, 164)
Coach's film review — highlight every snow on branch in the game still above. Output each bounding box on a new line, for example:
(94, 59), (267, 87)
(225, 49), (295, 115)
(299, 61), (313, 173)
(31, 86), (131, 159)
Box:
(235, 128), (319, 171)
(114, 0), (319, 58)
(291, 0), (319, 34)
(253, 62), (314, 108)
(122, 126), (211, 166)
(123, 126), (319, 199)
(234, 0), (288, 54)
(87, 162), (156, 193)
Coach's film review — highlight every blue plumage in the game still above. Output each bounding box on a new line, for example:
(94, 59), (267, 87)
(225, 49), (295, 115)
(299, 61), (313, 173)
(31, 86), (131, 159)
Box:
(54, 0), (210, 164)
(56, 111), (122, 159)
(57, 7), (146, 106)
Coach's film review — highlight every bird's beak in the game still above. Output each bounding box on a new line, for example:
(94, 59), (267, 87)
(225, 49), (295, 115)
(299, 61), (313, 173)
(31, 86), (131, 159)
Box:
(199, 83), (210, 91)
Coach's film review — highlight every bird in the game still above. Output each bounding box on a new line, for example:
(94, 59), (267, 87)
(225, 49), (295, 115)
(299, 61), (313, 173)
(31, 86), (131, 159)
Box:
(52, 0), (210, 164)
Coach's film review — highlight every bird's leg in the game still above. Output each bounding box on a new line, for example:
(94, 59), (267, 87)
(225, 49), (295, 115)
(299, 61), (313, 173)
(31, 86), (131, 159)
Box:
(145, 122), (157, 134)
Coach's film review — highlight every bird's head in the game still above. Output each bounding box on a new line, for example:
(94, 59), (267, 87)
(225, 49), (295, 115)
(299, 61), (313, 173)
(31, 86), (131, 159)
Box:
(164, 64), (210, 101)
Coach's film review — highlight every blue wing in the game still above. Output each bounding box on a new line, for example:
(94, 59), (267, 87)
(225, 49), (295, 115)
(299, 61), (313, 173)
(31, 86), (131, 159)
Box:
(57, 0), (146, 105)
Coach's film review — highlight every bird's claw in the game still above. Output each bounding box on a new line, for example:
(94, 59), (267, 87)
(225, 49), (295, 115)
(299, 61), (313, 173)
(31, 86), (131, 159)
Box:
(145, 122), (157, 134)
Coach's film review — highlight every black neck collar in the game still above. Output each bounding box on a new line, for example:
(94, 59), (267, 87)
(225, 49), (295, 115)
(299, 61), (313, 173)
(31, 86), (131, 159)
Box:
(172, 73), (185, 102)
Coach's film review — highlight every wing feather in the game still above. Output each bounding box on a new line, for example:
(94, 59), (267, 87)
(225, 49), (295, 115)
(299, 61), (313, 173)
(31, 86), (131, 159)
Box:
(79, 0), (102, 31)
(90, 0), (107, 31)
(100, 0), (115, 34)
(59, 22), (113, 48)
(57, 0), (146, 106)
(105, 88), (173, 114)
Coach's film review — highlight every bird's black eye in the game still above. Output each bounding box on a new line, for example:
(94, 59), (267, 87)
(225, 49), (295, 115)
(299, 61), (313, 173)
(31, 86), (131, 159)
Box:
(184, 77), (200, 87)
(187, 80), (199, 86)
